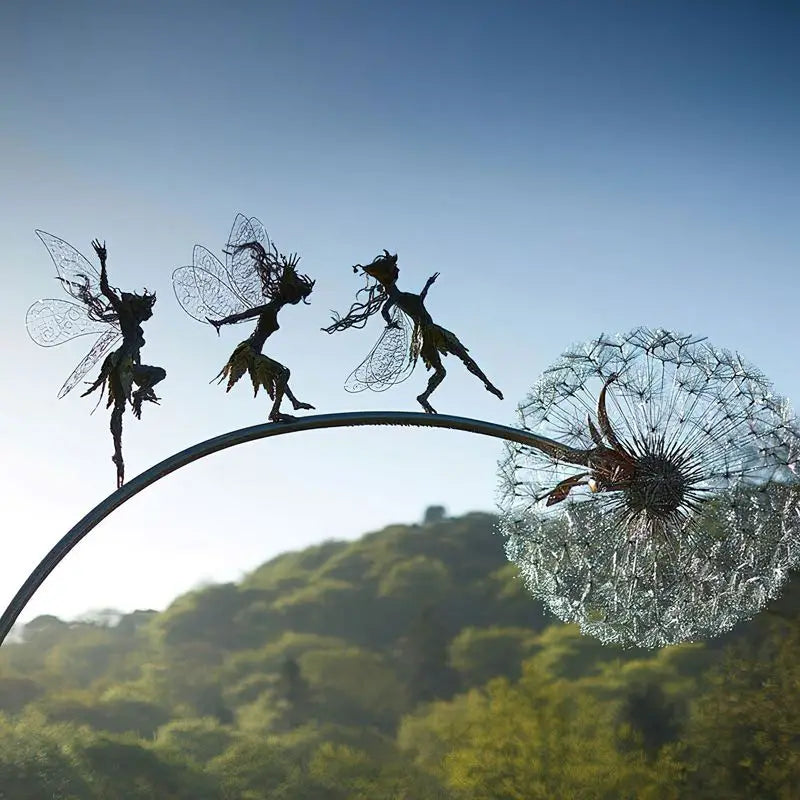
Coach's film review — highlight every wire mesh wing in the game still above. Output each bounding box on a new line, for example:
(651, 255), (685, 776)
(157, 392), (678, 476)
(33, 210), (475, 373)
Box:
(225, 213), (271, 305)
(57, 328), (121, 399)
(35, 230), (103, 301)
(344, 308), (416, 393)
(172, 245), (250, 324)
(26, 298), (118, 347)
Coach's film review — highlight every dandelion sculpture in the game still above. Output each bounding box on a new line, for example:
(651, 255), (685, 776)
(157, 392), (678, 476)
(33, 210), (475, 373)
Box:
(173, 214), (316, 421)
(21, 221), (800, 652)
(497, 327), (800, 648)
(26, 232), (166, 487)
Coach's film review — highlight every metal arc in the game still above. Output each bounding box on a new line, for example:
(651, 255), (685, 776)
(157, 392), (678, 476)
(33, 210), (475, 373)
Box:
(0, 411), (570, 647)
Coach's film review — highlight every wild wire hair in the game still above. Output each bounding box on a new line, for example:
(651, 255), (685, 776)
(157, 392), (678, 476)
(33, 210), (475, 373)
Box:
(56, 273), (131, 322)
(228, 241), (315, 303)
(57, 275), (118, 324)
(322, 250), (396, 333)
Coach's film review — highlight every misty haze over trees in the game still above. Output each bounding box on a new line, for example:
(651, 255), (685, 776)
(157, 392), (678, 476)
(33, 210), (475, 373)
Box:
(1, 509), (798, 798)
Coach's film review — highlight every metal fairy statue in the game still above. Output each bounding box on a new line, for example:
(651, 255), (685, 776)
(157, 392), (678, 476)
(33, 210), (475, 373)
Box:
(26, 231), (166, 487)
(172, 214), (316, 422)
(527, 374), (643, 507)
(322, 250), (503, 413)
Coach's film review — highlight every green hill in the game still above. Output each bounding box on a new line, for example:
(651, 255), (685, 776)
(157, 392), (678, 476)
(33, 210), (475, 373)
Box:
(0, 508), (798, 798)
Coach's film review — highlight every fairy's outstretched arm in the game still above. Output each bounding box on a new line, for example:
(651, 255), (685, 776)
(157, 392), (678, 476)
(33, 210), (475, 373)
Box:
(207, 304), (270, 333)
(92, 240), (122, 312)
(419, 272), (439, 302)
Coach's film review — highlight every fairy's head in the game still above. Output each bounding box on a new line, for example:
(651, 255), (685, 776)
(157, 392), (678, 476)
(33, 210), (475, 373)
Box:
(278, 253), (315, 305)
(355, 250), (399, 287)
(122, 289), (157, 321)
(322, 250), (398, 334)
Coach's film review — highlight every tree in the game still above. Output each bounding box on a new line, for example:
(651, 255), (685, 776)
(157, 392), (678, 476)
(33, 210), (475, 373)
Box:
(309, 741), (446, 800)
(75, 734), (221, 799)
(401, 664), (651, 798)
(208, 735), (297, 799)
(155, 717), (234, 765)
(399, 605), (460, 704)
(665, 622), (800, 798)
(0, 713), (92, 798)
(274, 657), (313, 731)
(300, 647), (407, 730)
(0, 676), (44, 715)
(448, 626), (539, 687)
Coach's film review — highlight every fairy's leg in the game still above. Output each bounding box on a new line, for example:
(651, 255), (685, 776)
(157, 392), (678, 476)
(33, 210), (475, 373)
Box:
(417, 351), (446, 414)
(283, 379), (315, 413)
(131, 364), (167, 419)
(268, 366), (291, 421)
(109, 387), (125, 488)
(449, 341), (503, 400)
(268, 367), (313, 421)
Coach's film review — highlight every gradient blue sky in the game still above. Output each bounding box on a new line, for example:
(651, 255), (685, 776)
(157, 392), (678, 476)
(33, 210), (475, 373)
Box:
(1, 1), (798, 625)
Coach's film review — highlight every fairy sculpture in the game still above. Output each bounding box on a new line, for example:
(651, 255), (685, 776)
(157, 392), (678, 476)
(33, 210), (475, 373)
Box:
(27, 232), (165, 487)
(322, 250), (503, 413)
(172, 214), (315, 422)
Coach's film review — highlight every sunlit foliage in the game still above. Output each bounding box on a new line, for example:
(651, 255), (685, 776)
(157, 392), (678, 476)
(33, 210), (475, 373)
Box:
(1, 511), (798, 797)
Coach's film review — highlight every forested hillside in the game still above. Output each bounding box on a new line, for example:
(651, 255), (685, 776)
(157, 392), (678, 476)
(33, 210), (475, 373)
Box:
(1, 509), (798, 798)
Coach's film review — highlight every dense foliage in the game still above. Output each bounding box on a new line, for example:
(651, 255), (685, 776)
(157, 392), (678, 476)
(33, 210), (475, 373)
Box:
(1, 509), (798, 798)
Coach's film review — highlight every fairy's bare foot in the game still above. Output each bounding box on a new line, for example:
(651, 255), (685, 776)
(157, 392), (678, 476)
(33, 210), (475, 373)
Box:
(486, 383), (503, 400)
(269, 412), (299, 423)
(417, 395), (437, 414)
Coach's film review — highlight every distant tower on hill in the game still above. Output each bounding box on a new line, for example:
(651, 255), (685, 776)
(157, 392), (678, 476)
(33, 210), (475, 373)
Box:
(422, 505), (447, 525)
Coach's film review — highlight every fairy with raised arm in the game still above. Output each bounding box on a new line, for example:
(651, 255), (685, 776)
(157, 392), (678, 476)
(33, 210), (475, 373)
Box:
(172, 214), (315, 422)
(322, 250), (503, 413)
(27, 232), (165, 487)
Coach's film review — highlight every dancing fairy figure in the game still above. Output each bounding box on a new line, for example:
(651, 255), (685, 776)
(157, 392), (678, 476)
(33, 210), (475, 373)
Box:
(322, 250), (503, 413)
(172, 214), (316, 422)
(27, 231), (165, 488)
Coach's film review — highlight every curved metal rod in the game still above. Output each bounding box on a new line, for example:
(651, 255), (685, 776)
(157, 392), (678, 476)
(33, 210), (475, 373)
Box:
(0, 411), (572, 647)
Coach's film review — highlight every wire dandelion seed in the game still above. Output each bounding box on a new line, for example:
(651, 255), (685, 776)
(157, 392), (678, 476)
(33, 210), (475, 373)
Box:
(497, 327), (800, 648)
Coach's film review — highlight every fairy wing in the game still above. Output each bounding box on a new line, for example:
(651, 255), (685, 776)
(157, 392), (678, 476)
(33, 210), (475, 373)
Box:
(225, 213), (272, 305)
(344, 308), (416, 393)
(57, 328), (122, 399)
(35, 230), (103, 301)
(172, 245), (250, 324)
(31, 232), (122, 398)
(26, 298), (118, 347)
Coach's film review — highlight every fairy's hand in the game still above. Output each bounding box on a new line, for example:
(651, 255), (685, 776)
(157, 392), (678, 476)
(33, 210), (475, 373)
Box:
(385, 320), (400, 330)
(91, 239), (107, 263)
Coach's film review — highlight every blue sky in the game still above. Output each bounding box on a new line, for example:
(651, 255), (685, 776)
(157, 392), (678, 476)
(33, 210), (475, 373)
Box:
(1, 1), (798, 624)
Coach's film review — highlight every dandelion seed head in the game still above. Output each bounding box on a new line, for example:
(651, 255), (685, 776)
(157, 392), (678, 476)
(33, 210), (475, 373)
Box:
(497, 327), (800, 648)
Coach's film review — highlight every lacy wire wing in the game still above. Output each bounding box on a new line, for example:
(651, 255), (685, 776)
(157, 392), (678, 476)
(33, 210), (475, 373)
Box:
(35, 230), (103, 301)
(57, 328), (121, 399)
(225, 213), (271, 306)
(345, 308), (415, 393)
(27, 298), (122, 398)
(172, 245), (251, 324)
(26, 298), (116, 347)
